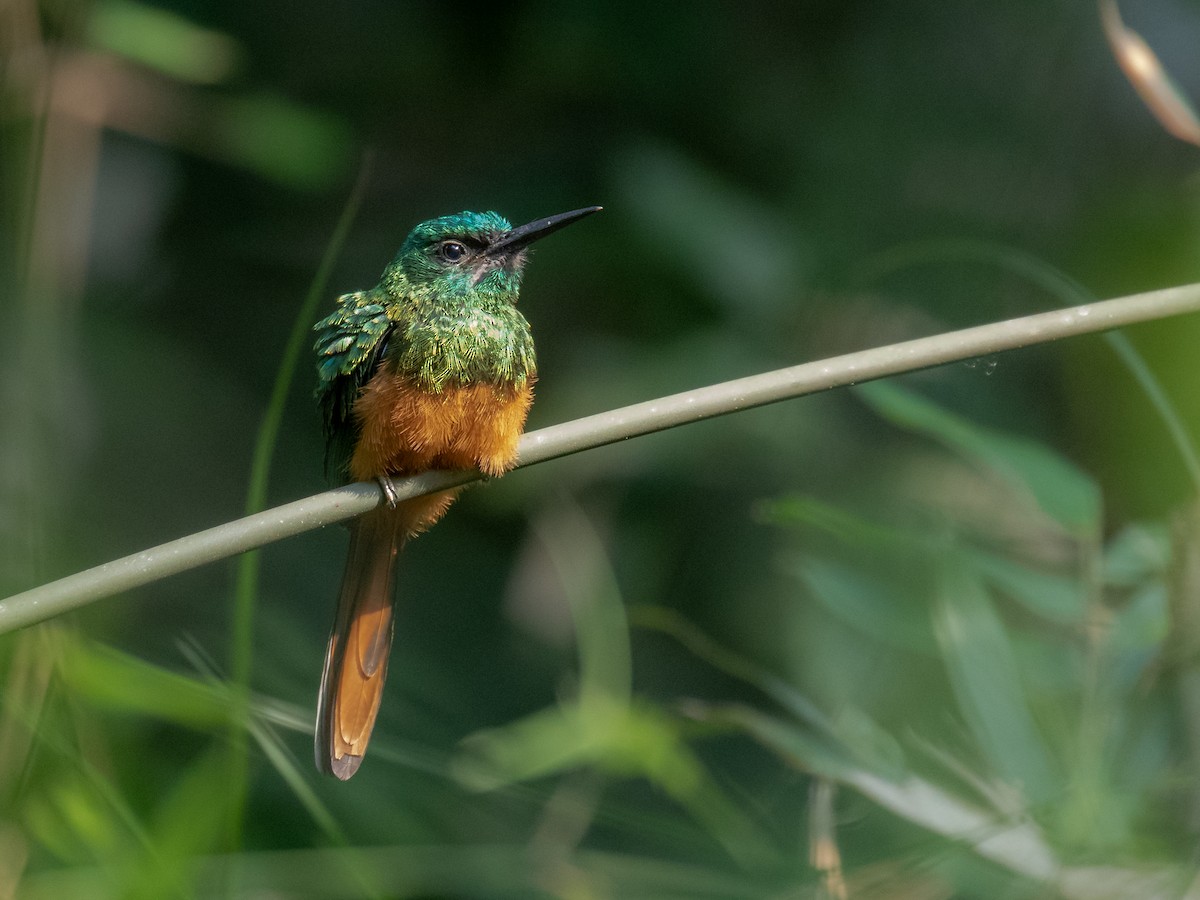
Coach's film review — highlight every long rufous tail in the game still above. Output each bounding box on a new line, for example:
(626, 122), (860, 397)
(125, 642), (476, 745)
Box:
(315, 506), (404, 780)
(316, 490), (460, 779)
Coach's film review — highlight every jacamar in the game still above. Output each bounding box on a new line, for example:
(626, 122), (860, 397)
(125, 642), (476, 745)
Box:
(312, 206), (601, 779)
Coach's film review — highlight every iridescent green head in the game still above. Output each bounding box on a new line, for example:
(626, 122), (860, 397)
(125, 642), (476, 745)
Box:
(313, 204), (600, 445)
(382, 207), (602, 305)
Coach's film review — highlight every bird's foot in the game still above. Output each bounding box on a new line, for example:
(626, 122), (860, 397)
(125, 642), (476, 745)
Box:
(376, 476), (400, 509)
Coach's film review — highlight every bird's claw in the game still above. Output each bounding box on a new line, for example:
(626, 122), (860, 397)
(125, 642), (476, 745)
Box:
(376, 476), (400, 509)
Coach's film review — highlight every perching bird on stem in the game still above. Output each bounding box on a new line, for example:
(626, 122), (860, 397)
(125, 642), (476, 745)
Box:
(312, 205), (601, 779)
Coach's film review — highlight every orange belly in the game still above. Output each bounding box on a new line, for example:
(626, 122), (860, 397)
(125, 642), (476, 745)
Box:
(348, 372), (535, 534)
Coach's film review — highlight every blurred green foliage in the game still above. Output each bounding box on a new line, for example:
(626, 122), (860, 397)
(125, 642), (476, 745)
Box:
(5, 0), (1200, 897)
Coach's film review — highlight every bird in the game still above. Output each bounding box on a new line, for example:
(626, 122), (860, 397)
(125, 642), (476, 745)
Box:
(311, 205), (601, 779)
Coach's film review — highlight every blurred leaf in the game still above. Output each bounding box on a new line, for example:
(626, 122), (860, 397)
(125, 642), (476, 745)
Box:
(58, 640), (230, 729)
(455, 698), (776, 869)
(857, 380), (1101, 533)
(696, 703), (859, 783)
(15, 845), (770, 899)
(1103, 522), (1169, 588)
(634, 605), (909, 778)
(967, 549), (1086, 626)
(0, 629), (56, 803)
(219, 93), (352, 190)
(0, 822), (29, 897)
(710, 702), (1060, 884)
(465, 499), (774, 868)
(630, 604), (832, 735)
(87, 0), (242, 85)
(613, 140), (810, 326)
(826, 705), (907, 781)
(861, 240), (1200, 492)
(1101, 328), (1200, 494)
(932, 559), (1057, 804)
(22, 772), (122, 866)
(788, 554), (935, 653)
(246, 717), (348, 848)
(122, 746), (239, 898)
(531, 500), (632, 707)
(1110, 583), (1168, 655)
(454, 702), (609, 791)
(759, 497), (941, 651)
(20, 737), (156, 881)
(758, 494), (930, 552)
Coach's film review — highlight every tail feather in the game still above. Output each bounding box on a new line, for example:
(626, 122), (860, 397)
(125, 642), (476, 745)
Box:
(316, 507), (404, 780)
(315, 489), (462, 780)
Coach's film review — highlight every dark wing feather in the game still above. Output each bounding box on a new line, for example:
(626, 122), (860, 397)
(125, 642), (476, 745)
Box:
(313, 289), (395, 480)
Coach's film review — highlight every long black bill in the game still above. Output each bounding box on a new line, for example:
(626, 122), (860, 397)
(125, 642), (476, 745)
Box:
(486, 206), (602, 256)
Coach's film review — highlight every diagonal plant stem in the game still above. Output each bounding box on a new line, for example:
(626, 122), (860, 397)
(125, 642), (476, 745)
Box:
(219, 154), (372, 880)
(231, 152), (372, 688)
(2, 280), (1200, 634)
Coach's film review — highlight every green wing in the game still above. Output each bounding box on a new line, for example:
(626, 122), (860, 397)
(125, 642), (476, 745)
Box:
(313, 289), (394, 480)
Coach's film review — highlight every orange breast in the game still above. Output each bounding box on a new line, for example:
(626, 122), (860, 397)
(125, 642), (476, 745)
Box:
(349, 372), (535, 483)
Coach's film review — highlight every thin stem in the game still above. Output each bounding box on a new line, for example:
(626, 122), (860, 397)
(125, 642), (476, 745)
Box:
(230, 154), (371, 685)
(221, 154), (371, 874)
(2, 281), (1200, 634)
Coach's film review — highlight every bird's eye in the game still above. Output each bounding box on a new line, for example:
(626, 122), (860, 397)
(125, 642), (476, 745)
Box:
(438, 241), (467, 263)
